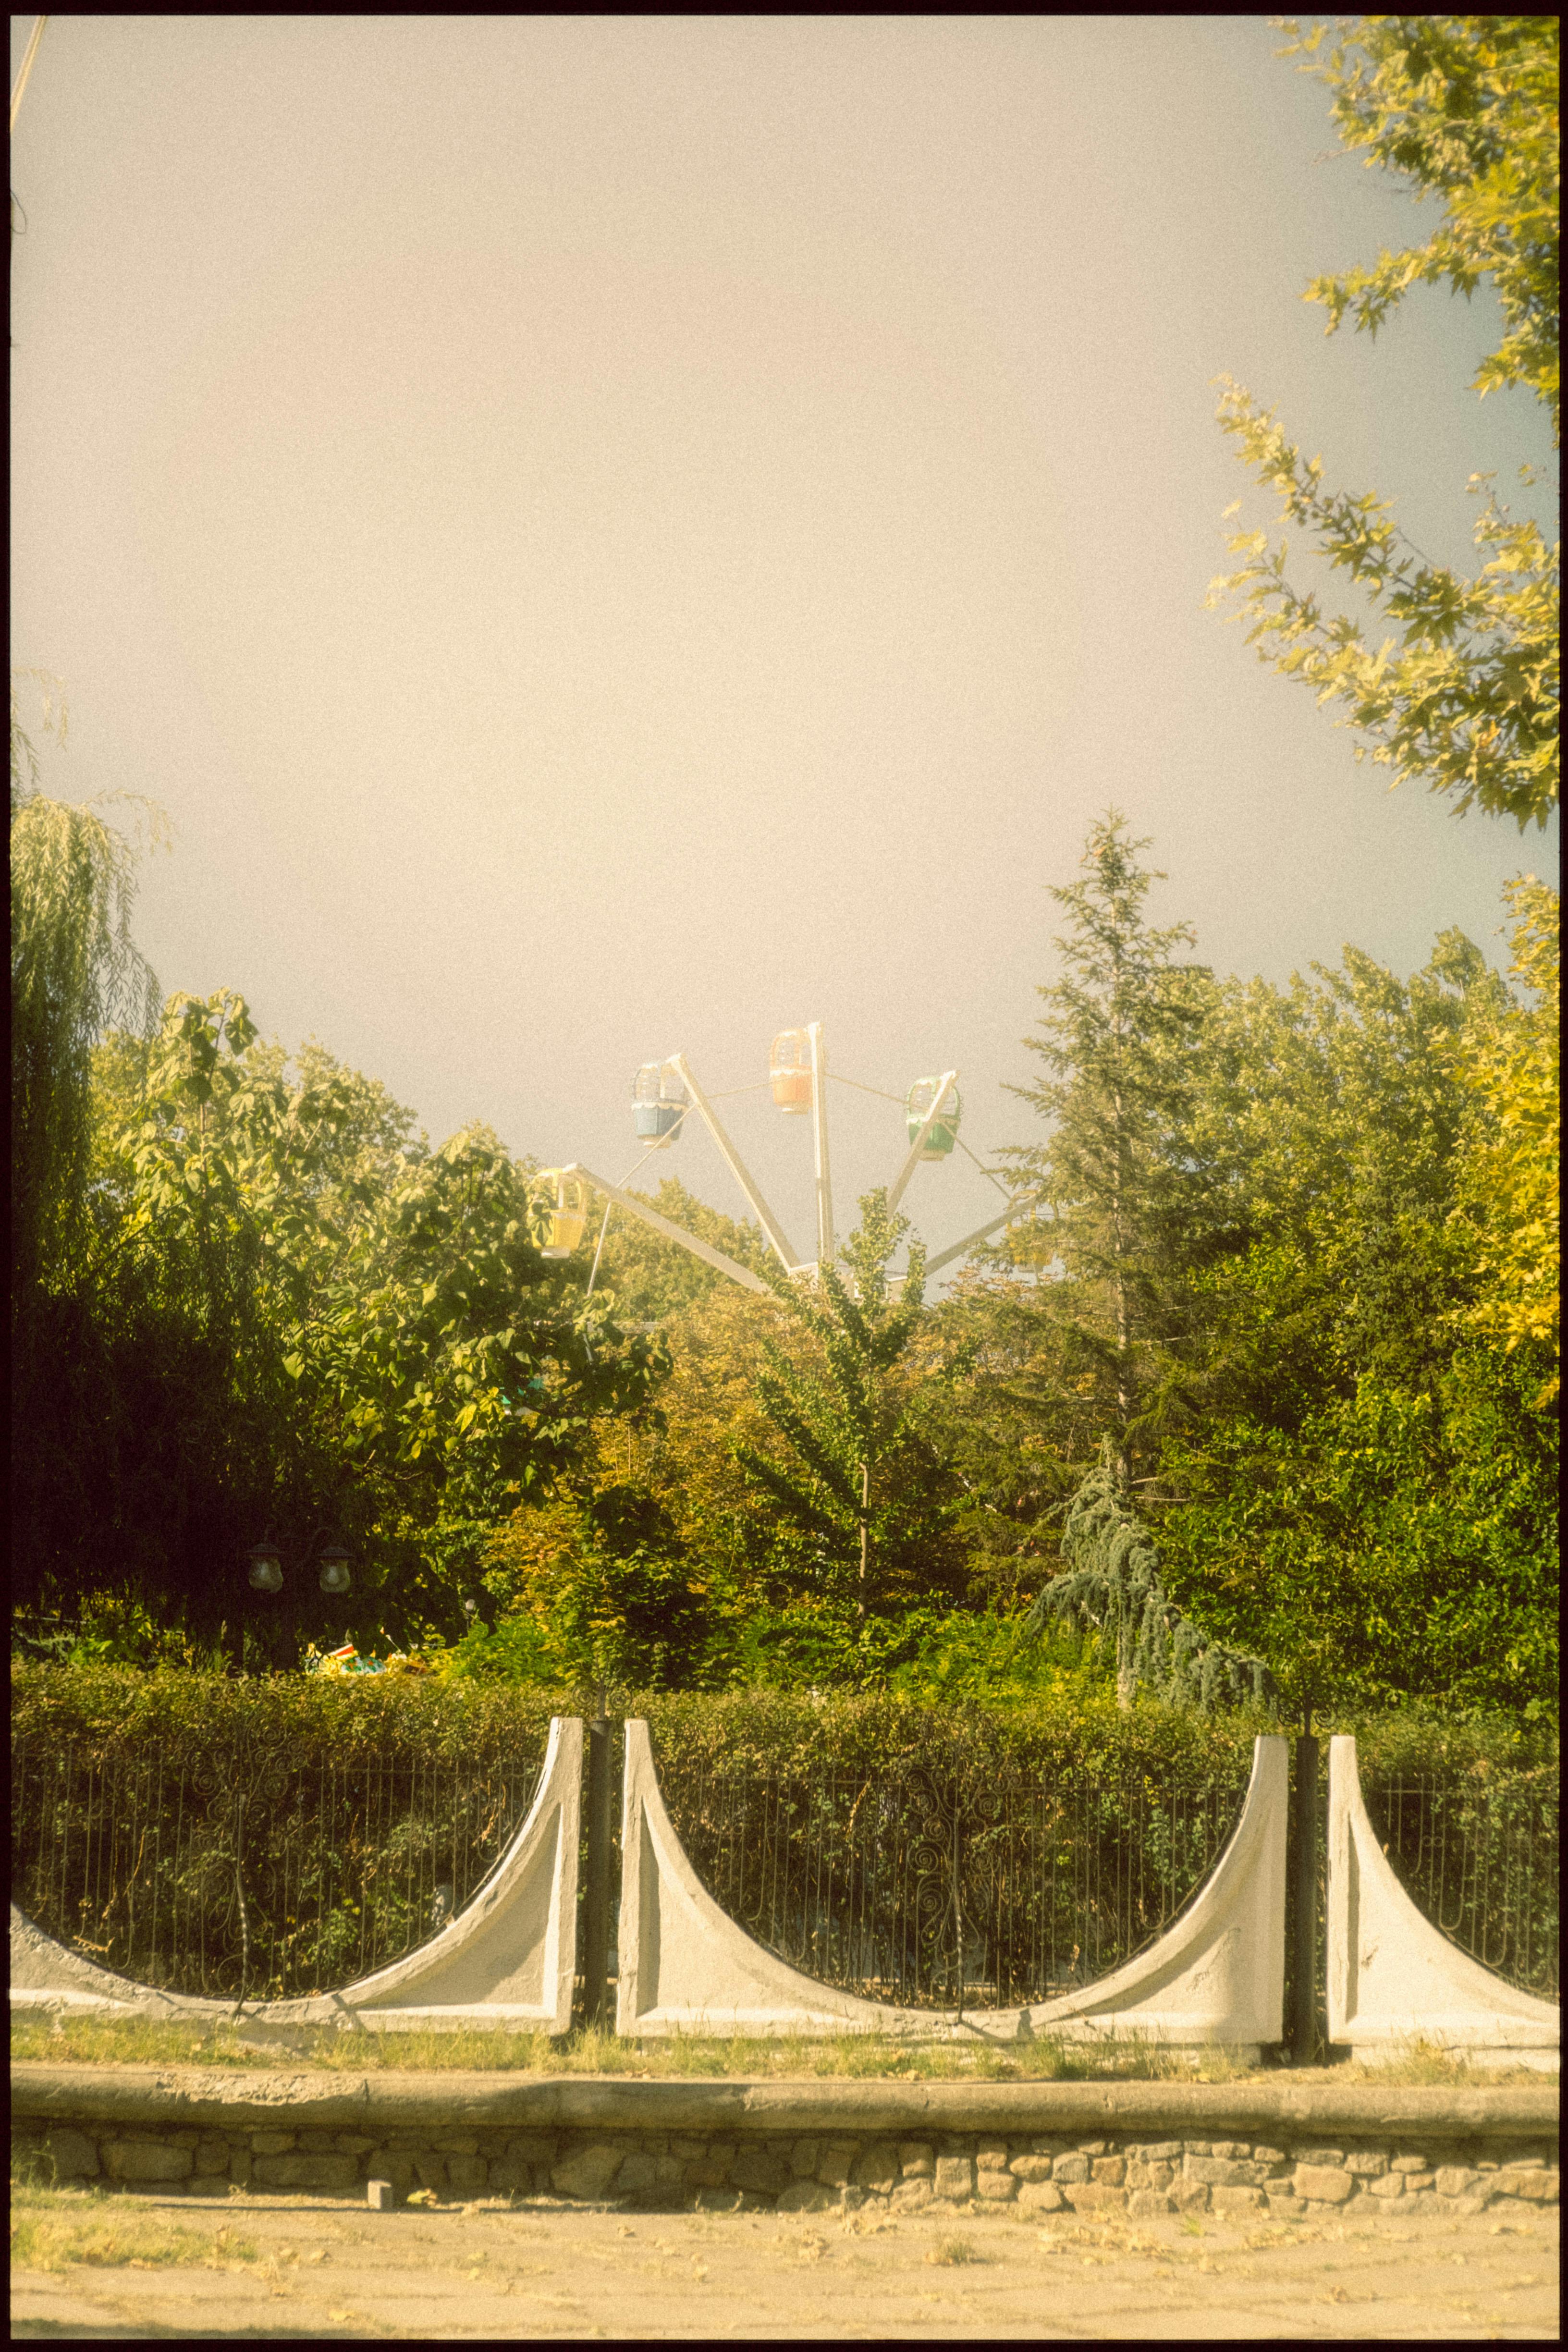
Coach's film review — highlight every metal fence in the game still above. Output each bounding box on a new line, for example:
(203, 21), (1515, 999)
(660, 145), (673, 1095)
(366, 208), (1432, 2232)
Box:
(11, 1740), (547, 2003)
(1360, 1760), (1558, 2003)
(655, 1746), (1254, 2013)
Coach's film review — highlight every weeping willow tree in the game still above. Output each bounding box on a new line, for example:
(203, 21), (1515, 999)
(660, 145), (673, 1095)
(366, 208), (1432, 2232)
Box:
(1024, 1438), (1275, 1715)
(11, 675), (163, 1302)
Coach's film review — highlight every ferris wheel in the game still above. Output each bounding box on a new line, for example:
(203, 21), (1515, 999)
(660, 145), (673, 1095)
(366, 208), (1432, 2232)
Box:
(532, 1023), (1031, 1298)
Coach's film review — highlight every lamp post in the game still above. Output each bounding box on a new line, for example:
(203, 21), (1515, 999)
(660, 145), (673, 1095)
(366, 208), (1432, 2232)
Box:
(241, 1526), (352, 1669)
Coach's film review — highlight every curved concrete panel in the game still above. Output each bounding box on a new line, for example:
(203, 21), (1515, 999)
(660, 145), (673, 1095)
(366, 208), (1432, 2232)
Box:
(616, 1721), (1286, 2050)
(1020, 1737), (1286, 2051)
(1326, 1734), (1559, 2072)
(11, 1717), (582, 2036)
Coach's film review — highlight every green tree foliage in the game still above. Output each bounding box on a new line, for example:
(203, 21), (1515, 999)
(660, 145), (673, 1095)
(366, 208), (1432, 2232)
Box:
(10, 676), (162, 1303)
(1022, 1442), (1274, 1715)
(960, 812), (1216, 1506)
(1154, 928), (1557, 1715)
(733, 1190), (969, 1620)
(1210, 17), (1559, 830)
(1448, 877), (1559, 1398)
(15, 988), (661, 1655)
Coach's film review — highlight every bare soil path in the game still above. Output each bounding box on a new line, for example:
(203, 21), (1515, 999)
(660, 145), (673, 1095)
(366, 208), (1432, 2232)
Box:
(10, 2188), (1560, 2339)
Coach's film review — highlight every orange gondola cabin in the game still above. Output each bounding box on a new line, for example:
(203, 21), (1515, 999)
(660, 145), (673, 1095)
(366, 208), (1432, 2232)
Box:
(769, 1029), (812, 1113)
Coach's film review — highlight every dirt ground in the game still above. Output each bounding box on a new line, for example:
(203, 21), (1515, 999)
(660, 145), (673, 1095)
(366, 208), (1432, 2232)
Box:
(9, 2188), (1560, 2340)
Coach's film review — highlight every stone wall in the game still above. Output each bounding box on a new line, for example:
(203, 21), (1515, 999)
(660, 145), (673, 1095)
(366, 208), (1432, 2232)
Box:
(12, 2118), (1558, 2221)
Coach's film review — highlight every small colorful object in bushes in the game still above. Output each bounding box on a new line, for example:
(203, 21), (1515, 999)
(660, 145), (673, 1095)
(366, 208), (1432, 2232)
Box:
(304, 1639), (432, 1677)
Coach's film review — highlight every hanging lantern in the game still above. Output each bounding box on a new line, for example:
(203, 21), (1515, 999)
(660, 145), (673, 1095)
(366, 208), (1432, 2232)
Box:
(632, 1062), (687, 1147)
(318, 1544), (352, 1596)
(246, 1540), (283, 1593)
(535, 1168), (589, 1257)
(769, 1029), (812, 1113)
(905, 1076), (961, 1160)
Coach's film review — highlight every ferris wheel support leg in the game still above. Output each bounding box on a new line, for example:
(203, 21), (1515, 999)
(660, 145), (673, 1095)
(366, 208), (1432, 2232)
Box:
(885, 1071), (959, 1214)
(560, 1168), (771, 1295)
(665, 1053), (800, 1274)
(808, 1022), (834, 1268)
(918, 1201), (1034, 1278)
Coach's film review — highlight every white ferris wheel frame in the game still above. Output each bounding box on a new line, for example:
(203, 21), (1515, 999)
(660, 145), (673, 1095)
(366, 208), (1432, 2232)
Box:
(559, 1025), (1033, 1298)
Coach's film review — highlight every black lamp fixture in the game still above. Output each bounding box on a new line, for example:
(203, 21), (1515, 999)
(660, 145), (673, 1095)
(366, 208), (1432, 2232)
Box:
(246, 1540), (284, 1593)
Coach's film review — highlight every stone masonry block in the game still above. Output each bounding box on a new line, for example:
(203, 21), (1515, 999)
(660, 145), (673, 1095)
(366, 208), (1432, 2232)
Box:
(1128, 2190), (1175, 2219)
(816, 2141), (858, 2188)
(413, 2156), (448, 2194)
(552, 2143), (626, 2201)
(251, 2132), (295, 2155)
(1265, 2195), (1307, 2221)
(253, 2154), (360, 2192)
(1126, 2161), (1173, 2193)
(446, 2156), (488, 2195)
(1436, 2168), (1481, 2199)
(487, 2159), (534, 2195)
(1017, 2182), (1064, 2214)
(41, 2131), (99, 2180)
(104, 2141), (193, 2183)
(1345, 2152), (1388, 2177)
(1063, 2183), (1127, 2214)
(685, 2156), (735, 2190)
(1494, 2172), (1558, 2204)
(1390, 2155), (1429, 2173)
(1184, 2156), (1252, 2187)
(1174, 2183), (1210, 2215)
(1075, 2141), (1109, 2156)
(790, 2140), (821, 2179)
(933, 2156), (975, 2203)
(1292, 2147), (1343, 2166)
(897, 2143), (933, 2177)
(976, 2170), (1019, 2202)
(1210, 2185), (1263, 2214)
(505, 2134), (560, 2164)
(734, 2150), (790, 2196)
(1129, 2143), (1185, 2162)
(194, 2138), (228, 2178)
(891, 2178), (933, 2213)
(850, 2145), (897, 2191)
(1209, 2143), (1251, 2160)
(975, 2143), (1010, 2173)
(1010, 2156), (1054, 2183)
(334, 2135), (377, 2156)
(1368, 2174), (1405, 2199)
(1090, 2158), (1126, 2186)
(434, 2135), (480, 2156)
(777, 2180), (835, 2214)
(229, 2147), (254, 2186)
(1252, 2147), (1286, 2166)
(615, 2153), (659, 2194)
(1052, 2153), (1090, 2185)
(1293, 2166), (1354, 2205)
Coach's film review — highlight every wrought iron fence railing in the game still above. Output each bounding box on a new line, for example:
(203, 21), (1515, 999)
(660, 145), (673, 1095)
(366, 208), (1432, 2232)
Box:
(11, 1740), (547, 2003)
(1359, 1762), (1558, 2004)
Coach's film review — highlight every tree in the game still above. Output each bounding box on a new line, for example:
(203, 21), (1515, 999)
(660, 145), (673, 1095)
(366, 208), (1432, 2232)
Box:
(992, 812), (1218, 1486)
(1152, 920), (1557, 1715)
(732, 1190), (969, 1620)
(10, 674), (163, 1304)
(16, 988), (662, 1653)
(1210, 16), (1559, 831)
(1022, 1441), (1274, 1715)
(1448, 877), (1559, 1400)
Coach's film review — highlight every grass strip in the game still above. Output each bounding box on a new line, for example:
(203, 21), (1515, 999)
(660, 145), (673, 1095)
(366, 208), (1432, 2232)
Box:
(12, 2014), (1534, 2084)
(10, 2184), (261, 2275)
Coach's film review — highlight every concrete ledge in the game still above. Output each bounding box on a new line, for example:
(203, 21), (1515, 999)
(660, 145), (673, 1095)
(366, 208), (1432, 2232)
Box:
(10, 2064), (1557, 2142)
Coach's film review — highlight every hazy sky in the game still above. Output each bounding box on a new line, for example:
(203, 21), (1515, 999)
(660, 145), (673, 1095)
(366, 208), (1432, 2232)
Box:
(10, 15), (1557, 1277)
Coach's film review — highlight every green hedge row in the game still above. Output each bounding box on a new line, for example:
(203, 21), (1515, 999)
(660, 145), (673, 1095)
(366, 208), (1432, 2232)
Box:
(12, 1660), (1557, 1778)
